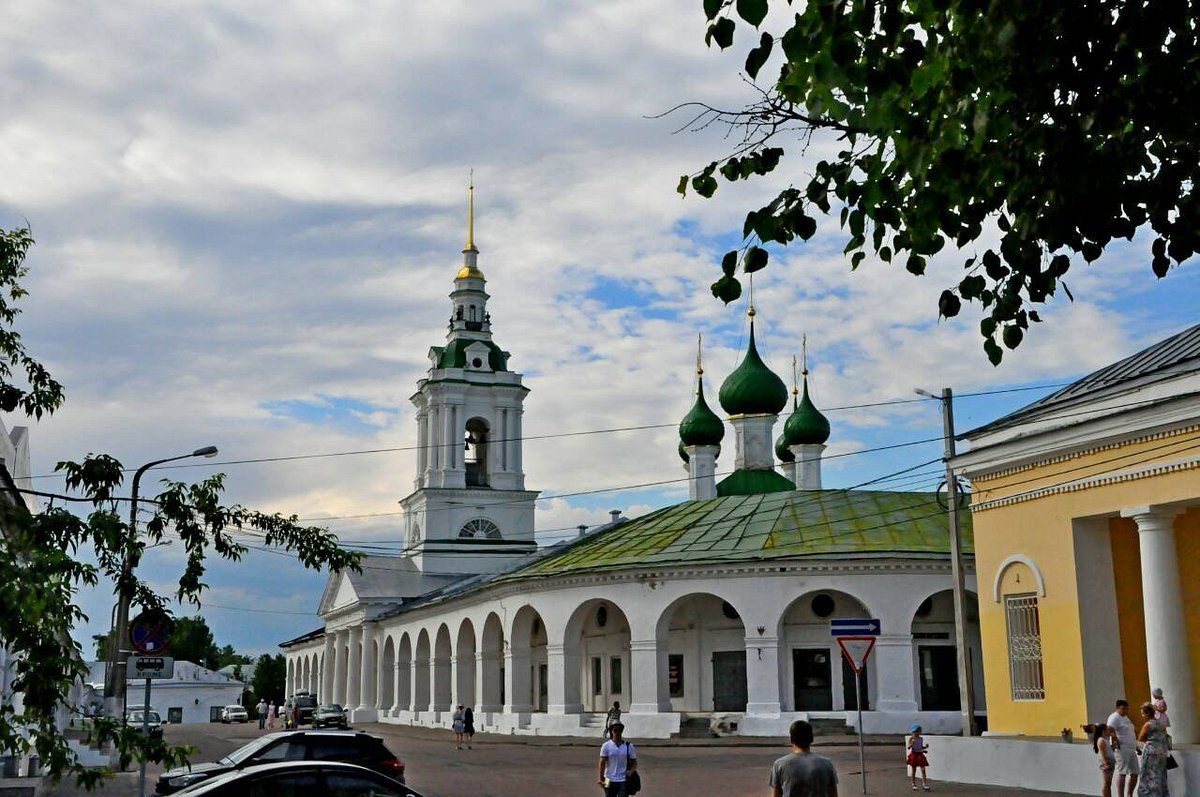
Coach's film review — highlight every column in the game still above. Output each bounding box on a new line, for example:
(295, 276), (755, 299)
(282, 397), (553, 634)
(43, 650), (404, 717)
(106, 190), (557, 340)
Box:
(513, 410), (523, 477)
(1122, 506), (1196, 744)
(745, 636), (782, 716)
(410, 659), (423, 711)
(504, 649), (533, 713)
(444, 405), (457, 471)
(358, 626), (376, 711)
(390, 663), (403, 715)
(332, 632), (347, 706)
(416, 411), (428, 485)
(546, 644), (583, 714)
(429, 407), (441, 472)
(872, 634), (919, 712)
(628, 640), (669, 714)
(477, 650), (501, 712)
(347, 627), (363, 709)
(500, 409), (509, 472)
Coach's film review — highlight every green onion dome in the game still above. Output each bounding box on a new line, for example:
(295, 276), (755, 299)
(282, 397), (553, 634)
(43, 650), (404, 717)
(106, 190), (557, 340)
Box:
(719, 323), (789, 416)
(775, 432), (795, 463)
(678, 440), (690, 463)
(782, 378), (831, 445)
(679, 379), (725, 447)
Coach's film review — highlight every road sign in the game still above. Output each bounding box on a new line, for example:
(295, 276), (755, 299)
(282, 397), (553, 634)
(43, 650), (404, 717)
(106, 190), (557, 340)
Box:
(829, 617), (881, 636)
(836, 637), (876, 675)
(128, 656), (175, 680)
(129, 611), (173, 654)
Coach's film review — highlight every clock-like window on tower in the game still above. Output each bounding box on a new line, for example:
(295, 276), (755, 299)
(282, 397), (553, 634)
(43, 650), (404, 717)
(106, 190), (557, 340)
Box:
(459, 518), (501, 539)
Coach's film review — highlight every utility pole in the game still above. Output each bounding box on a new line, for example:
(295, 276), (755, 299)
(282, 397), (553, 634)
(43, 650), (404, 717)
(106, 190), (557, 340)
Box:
(918, 387), (976, 737)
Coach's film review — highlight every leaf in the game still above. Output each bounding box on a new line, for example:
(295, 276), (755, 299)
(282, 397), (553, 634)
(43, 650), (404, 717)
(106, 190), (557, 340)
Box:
(703, 0), (723, 20)
(1002, 324), (1024, 350)
(709, 17), (735, 49)
(984, 337), (1003, 366)
(906, 254), (926, 275)
(676, 175), (689, 196)
(743, 246), (769, 273)
(692, 173), (719, 197)
(736, 0), (768, 27)
(796, 214), (817, 240)
(939, 290), (962, 318)
(745, 33), (773, 79)
(711, 274), (743, 304)
(721, 250), (738, 276)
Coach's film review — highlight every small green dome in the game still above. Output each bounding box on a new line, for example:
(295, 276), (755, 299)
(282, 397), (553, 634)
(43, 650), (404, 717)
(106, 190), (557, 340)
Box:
(679, 380), (725, 447)
(783, 379), (831, 445)
(775, 433), (795, 462)
(719, 324), (788, 416)
(678, 441), (689, 463)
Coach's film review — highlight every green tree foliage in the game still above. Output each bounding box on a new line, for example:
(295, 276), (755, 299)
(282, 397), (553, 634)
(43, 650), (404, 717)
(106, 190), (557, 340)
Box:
(91, 632), (112, 661)
(679, 0), (1198, 363)
(0, 226), (361, 787)
(251, 654), (287, 704)
(217, 644), (252, 668)
(170, 617), (220, 669)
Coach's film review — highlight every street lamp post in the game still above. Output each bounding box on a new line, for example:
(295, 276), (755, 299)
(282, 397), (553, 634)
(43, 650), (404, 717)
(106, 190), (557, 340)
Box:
(915, 387), (976, 737)
(103, 446), (218, 718)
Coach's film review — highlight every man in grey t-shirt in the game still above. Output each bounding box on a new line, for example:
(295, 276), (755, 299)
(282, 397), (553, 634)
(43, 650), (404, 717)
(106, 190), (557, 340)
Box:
(770, 720), (839, 797)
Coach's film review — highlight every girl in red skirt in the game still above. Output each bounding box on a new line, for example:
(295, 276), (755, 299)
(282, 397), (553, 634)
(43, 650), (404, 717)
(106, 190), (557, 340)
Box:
(907, 724), (930, 791)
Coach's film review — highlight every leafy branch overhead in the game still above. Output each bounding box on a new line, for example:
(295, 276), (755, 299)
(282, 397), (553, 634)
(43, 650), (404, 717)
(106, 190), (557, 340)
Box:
(679, 0), (1197, 363)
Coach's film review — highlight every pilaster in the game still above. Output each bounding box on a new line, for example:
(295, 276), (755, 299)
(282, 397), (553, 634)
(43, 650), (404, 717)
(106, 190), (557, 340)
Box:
(628, 639), (669, 714)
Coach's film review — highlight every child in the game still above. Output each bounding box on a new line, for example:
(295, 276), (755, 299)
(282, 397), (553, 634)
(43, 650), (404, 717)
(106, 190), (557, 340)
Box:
(907, 724), (930, 791)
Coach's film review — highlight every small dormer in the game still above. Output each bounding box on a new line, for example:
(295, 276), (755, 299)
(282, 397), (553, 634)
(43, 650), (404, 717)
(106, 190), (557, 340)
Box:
(464, 341), (494, 373)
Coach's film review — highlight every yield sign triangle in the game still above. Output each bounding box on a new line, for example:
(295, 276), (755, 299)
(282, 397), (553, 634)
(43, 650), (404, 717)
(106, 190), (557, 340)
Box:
(837, 636), (876, 674)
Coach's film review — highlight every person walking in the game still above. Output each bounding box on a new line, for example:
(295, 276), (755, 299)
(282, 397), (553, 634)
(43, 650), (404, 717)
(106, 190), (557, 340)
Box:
(267, 701), (276, 730)
(256, 699), (267, 730)
(463, 706), (475, 749)
(1106, 700), (1139, 797)
(452, 705), (466, 750)
(598, 721), (637, 797)
(906, 724), (930, 791)
(770, 719), (839, 797)
(1093, 723), (1115, 797)
(604, 701), (622, 739)
(1136, 703), (1170, 796)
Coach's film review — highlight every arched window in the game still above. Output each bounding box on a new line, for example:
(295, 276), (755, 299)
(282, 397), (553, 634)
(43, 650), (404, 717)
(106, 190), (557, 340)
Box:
(459, 518), (501, 539)
(464, 417), (490, 487)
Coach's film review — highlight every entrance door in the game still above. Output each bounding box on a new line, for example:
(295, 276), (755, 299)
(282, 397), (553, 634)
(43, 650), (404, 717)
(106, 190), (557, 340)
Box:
(711, 651), (747, 711)
(792, 648), (833, 710)
(918, 645), (960, 710)
(842, 656), (869, 710)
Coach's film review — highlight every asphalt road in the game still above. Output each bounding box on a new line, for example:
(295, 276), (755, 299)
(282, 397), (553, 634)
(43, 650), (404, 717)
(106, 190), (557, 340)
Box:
(49, 721), (1088, 797)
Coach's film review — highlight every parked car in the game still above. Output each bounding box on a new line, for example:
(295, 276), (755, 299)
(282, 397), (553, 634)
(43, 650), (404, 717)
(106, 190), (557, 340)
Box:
(219, 705), (248, 723)
(312, 704), (348, 729)
(125, 709), (163, 737)
(173, 761), (422, 797)
(155, 729), (405, 794)
(283, 692), (318, 726)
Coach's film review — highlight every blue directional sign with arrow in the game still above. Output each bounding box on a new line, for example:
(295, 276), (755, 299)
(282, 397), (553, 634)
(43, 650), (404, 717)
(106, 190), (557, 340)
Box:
(830, 618), (881, 636)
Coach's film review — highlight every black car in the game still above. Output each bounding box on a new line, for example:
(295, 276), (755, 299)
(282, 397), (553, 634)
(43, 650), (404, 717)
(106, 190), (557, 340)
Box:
(155, 730), (405, 794)
(312, 704), (348, 729)
(173, 761), (422, 797)
(284, 692), (318, 726)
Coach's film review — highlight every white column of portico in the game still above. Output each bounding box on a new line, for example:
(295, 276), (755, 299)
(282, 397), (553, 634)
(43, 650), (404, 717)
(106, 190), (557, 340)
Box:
(332, 632), (348, 705)
(389, 663), (402, 715)
(546, 644), (583, 714)
(410, 659), (423, 711)
(745, 636), (782, 715)
(1122, 505), (1197, 744)
(504, 648), (533, 713)
(477, 651), (501, 712)
(871, 634), (919, 712)
(347, 627), (363, 709)
(628, 640), (669, 714)
(358, 626), (376, 712)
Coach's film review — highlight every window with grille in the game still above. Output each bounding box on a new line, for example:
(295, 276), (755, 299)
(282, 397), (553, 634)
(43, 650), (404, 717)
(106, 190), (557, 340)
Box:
(458, 518), (502, 539)
(1004, 593), (1045, 700)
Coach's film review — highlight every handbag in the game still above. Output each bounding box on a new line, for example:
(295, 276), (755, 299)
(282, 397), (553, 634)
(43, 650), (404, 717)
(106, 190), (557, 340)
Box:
(625, 771), (642, 795)
(1166, 754), (1178, 770)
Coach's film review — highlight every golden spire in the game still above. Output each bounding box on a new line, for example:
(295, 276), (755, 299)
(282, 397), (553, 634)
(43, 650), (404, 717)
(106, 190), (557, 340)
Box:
(792, 355), (800, 399)
(696, 333), (704, 376)
(801, 333), (809, 376)
(464, 169), (477, 254)
(747, 273), (756, 318)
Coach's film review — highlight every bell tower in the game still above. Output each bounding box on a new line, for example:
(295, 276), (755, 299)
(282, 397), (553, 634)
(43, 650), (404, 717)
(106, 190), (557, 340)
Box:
(401, 179), (539, 574)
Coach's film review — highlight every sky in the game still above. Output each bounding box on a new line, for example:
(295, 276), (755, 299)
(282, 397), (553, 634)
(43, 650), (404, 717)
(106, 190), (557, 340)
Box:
(1, 1), (1196, 658)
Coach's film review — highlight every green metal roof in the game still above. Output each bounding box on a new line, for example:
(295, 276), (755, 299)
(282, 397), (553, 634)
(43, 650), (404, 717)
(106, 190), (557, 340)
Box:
(716, 468), (795, 496)
(783, 379), (831, 445)
(775, 433), (795, 462)
(679, 379), (725, 447)
(431, 339), (510, 371)
(500, 489), (973, 581)
(719, 323), (788, 416)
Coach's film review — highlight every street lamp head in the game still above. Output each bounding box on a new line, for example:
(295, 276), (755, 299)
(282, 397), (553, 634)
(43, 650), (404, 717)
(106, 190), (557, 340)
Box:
(192, 446), (219, 458)
(914, 388), (937, 399)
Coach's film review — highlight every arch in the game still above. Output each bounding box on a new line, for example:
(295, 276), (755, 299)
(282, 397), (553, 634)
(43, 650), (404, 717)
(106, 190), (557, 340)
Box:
(456, 619), (478, 709)
(414, 629), (431, 711)
(286, 658), (295, 695)
(434, 623), (453, 711)
(396, 633), (413, 712)
(654, 592), (748, 712)
(465, 417), (490, 487)
(778, 589), (873, 712)
(992, 554), (1046, 602)
(564, 599), (631, 714)
(459, 517), (501, 539)
(378, 636), (396, 712)
(909, 589), (983, 712)
(480, 612), (505, 711)
(509, 605), (548, 712)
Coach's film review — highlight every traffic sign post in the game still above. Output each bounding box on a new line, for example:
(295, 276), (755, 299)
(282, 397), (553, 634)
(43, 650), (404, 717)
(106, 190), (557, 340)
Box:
(128, 612), (172, 797)
(831, 619), (880, 795)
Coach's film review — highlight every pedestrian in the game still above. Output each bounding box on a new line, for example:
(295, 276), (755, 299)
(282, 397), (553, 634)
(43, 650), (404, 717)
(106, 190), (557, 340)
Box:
(267, 701), (276, 730)
(463, 706), (475, 749)
(1106, 700), (1139, 797)
(604, 701), (622, 739)
(598, 721), (638, 797)
(256, 699), (267, 730)
(769, 719), (839, 797)
(292, 703), (300, 730)
(452, 705), (465, 750)
(1135, 702), (1171, 796)
(906, 724), (930, 791)
(1093, 722), (1115, 797)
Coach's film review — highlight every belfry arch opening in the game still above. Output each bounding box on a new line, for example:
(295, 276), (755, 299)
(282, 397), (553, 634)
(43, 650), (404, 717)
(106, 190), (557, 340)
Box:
(465, 417), (490, 488)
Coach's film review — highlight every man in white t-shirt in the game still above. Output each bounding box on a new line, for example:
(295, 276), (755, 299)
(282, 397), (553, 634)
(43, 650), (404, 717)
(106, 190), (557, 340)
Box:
(598, 722), (637, 797)
(1106, 699), (1138, 797)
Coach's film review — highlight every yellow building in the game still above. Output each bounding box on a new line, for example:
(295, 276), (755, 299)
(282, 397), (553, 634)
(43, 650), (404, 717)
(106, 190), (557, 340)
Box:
(955, 323), (1199, 745)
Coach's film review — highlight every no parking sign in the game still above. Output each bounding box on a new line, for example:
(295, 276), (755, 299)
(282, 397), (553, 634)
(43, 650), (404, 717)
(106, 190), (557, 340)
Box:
(129, 611), (173, 655)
